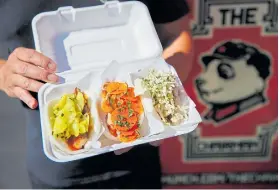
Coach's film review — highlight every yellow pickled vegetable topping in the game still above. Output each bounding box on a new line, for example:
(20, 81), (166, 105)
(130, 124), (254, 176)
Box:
(50, 88), (91, 140)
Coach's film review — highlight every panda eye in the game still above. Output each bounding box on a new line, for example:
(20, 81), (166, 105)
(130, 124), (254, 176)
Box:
(218, 63), (235, 79)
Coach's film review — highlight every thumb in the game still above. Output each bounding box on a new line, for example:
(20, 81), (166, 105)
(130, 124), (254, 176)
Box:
(114, 147), (133, 155)
(150, 140), (163, 147)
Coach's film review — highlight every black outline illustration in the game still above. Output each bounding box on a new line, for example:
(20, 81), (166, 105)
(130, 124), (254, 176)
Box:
(194, 40), (272, 125)
(180, 120), (277, 161)
(192, 0), (278, 37)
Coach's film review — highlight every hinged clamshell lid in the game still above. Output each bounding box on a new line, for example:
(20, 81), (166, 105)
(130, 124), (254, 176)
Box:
(32, 1), (163, 73)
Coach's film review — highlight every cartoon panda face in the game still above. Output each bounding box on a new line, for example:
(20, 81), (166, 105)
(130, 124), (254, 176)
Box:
(196, 58), (265, 104)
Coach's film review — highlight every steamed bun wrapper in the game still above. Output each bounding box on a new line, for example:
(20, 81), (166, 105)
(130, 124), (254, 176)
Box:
(130, 59), (190, 129)
(46, 75), (104, 156)
(97, 61), (164, 143)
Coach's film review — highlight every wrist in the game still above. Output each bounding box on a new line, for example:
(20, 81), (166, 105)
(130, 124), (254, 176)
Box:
(0, 59), (5, 68)
(163, 31), (192, 60)
(0, 59), (6, 91)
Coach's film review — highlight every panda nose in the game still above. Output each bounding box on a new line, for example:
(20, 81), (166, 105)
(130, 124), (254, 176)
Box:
(196, 78), (206, 86)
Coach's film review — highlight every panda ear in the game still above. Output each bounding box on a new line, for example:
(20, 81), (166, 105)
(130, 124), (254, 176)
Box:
(247, 53), (271, 80)
(247, 46), (260, 54)
(246, 47), (257, 55)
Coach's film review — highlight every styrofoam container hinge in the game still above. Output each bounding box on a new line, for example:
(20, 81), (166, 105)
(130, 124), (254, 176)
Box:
(57, 6), (76, 22)
(105, 0), (122, 16)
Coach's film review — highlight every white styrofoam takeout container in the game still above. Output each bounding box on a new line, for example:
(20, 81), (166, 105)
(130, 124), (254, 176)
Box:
(33, 0), (202, 162)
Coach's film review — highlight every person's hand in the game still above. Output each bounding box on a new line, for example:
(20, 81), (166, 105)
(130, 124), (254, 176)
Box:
(0, 47), (59, 109)
(114, 140), (163, 155)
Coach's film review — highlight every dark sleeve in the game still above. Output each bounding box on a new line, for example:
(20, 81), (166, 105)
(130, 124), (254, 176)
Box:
(141, 0), (190, 24)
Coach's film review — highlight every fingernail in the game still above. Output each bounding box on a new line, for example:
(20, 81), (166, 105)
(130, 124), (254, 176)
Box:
(47, 74), (58, 82)
(150, 141), (162, 147)
(48, 62), (56, 71)
(114, 151), (122, 156)
(58, 76), (65, 84)
(28, 100), (37, 109)
(114, 150), (125, 155)
(114, 147), (132, 155)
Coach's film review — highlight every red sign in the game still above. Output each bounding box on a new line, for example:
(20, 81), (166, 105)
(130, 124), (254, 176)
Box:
(160, 0), (278, 188)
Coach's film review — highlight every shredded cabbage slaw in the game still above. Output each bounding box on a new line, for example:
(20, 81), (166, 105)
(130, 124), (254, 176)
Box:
(141, 69), (187, 126)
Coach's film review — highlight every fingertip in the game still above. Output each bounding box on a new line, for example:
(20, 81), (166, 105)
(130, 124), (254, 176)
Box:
(33, 101), (39, 109)
(47, 61), (57, 72)
(114, 147), (133, 155)
(28, 99), (38, 109)
(47, 74), (59, 83)
(57, 76), (65, 84)
(114, 151), (122, 156)
(150, 140), (163, 147)
(13, 87), (37, 109)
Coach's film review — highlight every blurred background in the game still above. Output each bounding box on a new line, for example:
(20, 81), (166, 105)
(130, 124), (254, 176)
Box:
(0, 92), (30, 188)
(161, 0), (278, 189)
(0, 0), (277, 189)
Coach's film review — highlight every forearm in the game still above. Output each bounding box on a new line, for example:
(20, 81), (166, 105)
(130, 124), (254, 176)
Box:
(163, 31), (194, 83)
